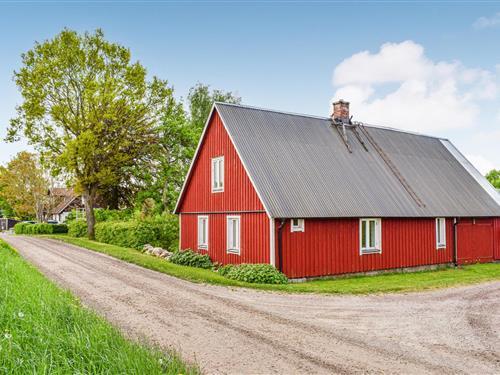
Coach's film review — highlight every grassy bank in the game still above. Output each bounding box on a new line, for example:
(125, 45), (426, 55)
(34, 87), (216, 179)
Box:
(45, 234), (500, 295)
(0, 239), (197, 374)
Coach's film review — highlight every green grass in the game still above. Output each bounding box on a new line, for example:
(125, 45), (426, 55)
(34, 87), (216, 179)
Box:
(44, 234), (500, 295)
(0, 239), (198, 375)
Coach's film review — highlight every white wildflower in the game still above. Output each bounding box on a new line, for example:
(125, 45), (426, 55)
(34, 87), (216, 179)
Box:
(17, 312), (24, 319)
(4, 333), (12, 340)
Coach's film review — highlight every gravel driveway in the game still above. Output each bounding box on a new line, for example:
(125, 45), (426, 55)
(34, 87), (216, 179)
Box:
(2, 234), (499, 374)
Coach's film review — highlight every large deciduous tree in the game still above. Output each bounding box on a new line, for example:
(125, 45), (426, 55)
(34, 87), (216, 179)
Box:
(0, 152), (48, 221)
(7, 29), (172, 239)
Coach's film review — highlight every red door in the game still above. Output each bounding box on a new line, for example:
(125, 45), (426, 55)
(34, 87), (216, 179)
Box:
(457, 219), (494, 264)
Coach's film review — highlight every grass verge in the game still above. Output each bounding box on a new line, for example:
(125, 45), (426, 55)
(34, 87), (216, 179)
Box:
(0, 239), (197, 374)
(44, 234), (500, 295)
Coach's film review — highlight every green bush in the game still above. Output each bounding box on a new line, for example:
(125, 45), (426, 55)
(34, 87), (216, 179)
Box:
(51, 224), (69, 234)
(93, 215), (179, 251)
(219, 264), (288, 284)
(14, 222), (29, 234)
(68, 220), (88, 237)
(170, 249), (213, 269)
(13, 223), (68, 235)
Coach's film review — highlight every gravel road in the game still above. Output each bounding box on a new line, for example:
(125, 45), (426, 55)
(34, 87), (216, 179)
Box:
(2, 234), (499, 374)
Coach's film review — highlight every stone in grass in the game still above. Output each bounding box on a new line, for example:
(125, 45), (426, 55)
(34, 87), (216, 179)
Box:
(143, 244), (172, 260)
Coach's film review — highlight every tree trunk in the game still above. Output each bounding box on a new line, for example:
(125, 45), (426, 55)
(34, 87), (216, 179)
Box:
(83, 186), (97, 240)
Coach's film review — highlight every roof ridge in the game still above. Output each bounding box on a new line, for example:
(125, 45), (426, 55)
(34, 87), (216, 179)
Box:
(215, 101), (447, 141)
(214, 102), (329, 121)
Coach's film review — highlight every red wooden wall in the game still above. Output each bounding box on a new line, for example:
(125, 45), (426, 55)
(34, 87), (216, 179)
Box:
(278, 218), (455, 278)
(457, 218), (495, 264)
(180, 213), (270, 264)
(495, 218), (500, 260)
(177, 111), (265, 213)
(178, 110), (269, 265)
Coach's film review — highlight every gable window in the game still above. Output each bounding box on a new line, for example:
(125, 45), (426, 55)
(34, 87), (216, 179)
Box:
(360, 218), (382, 254)
(211, 156), (224, 192)
(197, 216), (209, 250)
(436, 218), (446, 249)
(226, 216), (240, 255)
(291, 219), (305, 232)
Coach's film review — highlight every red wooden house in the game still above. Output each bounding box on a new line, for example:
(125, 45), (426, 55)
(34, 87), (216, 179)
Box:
(175, 101), (500, 278)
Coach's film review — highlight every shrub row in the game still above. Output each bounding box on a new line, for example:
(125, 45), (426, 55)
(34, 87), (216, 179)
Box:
(13, 223), (68, 235)
(219, 264), (288, 284)
(169, 249), (213, 269)
(68, 220), (88, 237)
(94, 216), (179, 250)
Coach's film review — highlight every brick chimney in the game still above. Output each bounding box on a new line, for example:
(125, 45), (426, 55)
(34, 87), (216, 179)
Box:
(332, 99), (350, 123)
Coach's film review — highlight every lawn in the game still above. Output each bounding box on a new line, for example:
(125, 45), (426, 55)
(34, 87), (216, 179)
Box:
(0, 239), (197, 374)
(45, 234), (500, 295)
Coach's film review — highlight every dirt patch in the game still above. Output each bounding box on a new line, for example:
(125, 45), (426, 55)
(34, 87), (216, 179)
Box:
(3, 234), (499, 374)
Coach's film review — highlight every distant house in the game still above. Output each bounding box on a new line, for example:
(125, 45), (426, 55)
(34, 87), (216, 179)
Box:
(175, 101), (500, 279)
(47, 188), (85, 223)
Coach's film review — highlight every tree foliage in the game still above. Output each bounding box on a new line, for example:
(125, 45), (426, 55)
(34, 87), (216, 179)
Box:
(187, 83), (241, 135)
(0, 152), (48, 220)
(486, 169), (500, 189)
(8, 29), (173, 238)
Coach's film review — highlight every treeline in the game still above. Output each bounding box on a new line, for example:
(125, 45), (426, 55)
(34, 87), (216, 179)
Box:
(1, 29), (239, 238)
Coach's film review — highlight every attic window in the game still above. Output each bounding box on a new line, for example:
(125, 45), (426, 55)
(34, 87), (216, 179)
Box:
(360, 218), (382, 255)
(291, 219), (304, 232)
(211, 156), (224, 193)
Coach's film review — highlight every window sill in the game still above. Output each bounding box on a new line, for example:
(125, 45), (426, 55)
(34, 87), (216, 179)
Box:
(436, 245), (446, 250)
(211, 189), (224, 193)
(198, 246), (208, 251)
(227, 249), (241, 255)
(360, 248), (382, 255)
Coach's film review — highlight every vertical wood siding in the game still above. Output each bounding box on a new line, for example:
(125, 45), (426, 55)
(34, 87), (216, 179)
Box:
(495, 218), (500, 260)
(181, 212), (269, 264)
(456, 218), (495, 264)
(178, 110), (269, 264)
(279, 218), (455, 278)
(178, 111), (264, 213)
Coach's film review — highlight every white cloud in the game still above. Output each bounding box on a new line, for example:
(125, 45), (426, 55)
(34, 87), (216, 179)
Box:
(466, 154), (495, 175)
(331, 41), (498, 132)
(473, 12), (500, 29)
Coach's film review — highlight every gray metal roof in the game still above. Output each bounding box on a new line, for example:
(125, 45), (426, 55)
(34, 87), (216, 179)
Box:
(214, 102), (500, 218)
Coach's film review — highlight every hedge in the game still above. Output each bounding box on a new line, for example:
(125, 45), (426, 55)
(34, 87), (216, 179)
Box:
(94, 215), (178, 251)
(13, 223), (68, 235)
(68, 221), (88, 237)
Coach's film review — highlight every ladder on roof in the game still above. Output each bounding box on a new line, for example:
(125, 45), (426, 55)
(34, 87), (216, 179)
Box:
(358, 124), (426, 208)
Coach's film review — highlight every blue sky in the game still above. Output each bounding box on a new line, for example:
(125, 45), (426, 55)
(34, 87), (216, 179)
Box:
(1, 1), (500, 173)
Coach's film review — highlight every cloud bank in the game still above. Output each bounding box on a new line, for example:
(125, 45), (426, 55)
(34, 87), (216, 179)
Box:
(331, 41), (497, 133)
(473, 12), (500, 29)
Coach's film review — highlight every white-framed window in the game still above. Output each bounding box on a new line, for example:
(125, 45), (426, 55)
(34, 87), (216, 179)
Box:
(197, 216), (209, 250)
(436, 218), (446, 249)
(291, 218), (305, 232)
(226, 215), (240, 255)
(211, 156), (224, 192)
(360, 218), (382, 254)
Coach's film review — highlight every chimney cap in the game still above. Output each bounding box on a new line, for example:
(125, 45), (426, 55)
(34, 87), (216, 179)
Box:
(333, 99), (349, 104)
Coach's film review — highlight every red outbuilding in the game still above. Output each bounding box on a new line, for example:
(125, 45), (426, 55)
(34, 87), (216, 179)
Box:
(175, 101), (500, 278)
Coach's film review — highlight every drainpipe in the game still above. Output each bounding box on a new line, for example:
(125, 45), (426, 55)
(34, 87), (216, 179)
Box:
(277, 219), (286, 272)
(453, 218), (458, 267)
